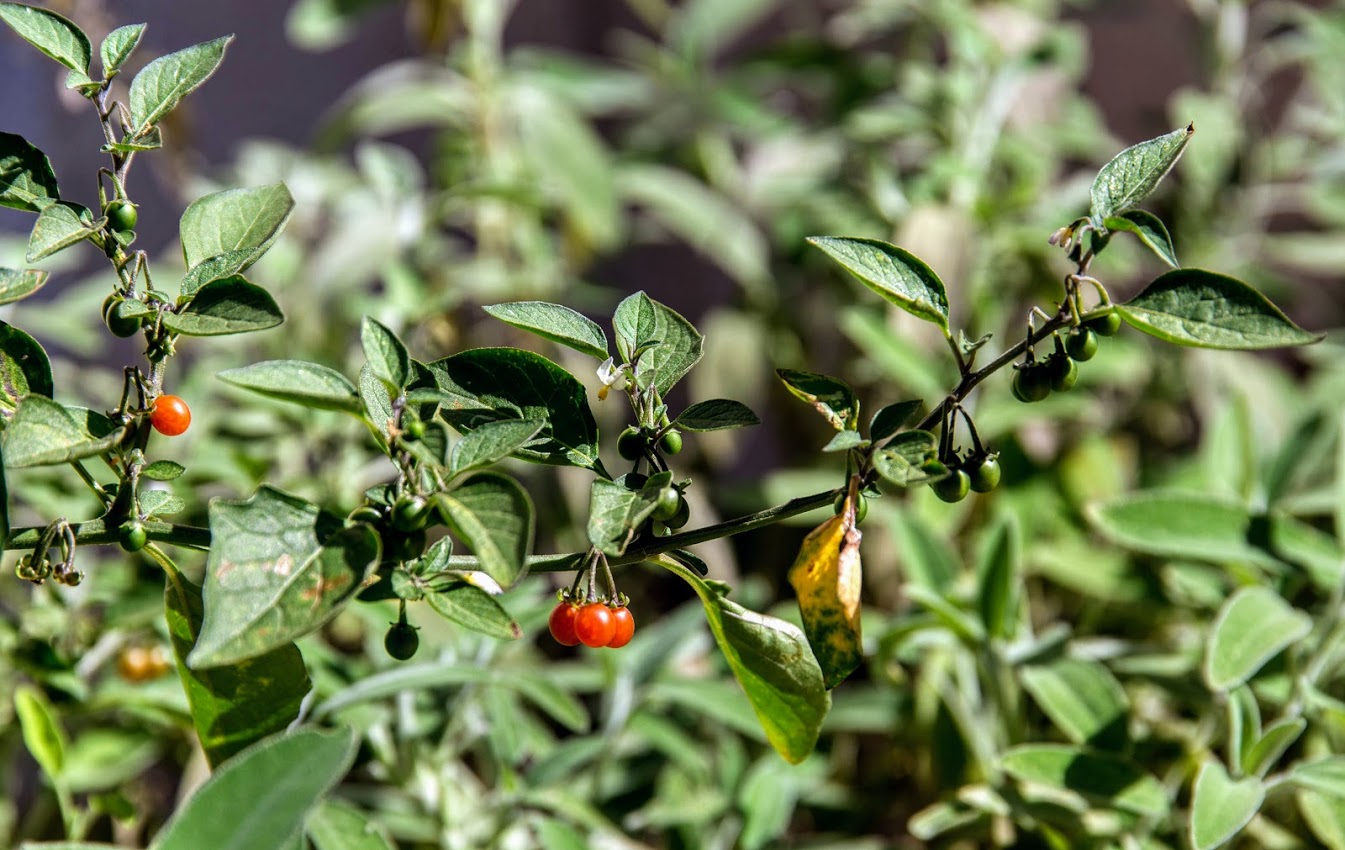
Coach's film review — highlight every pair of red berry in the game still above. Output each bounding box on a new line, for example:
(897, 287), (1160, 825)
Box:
(549, 599), (634, 648)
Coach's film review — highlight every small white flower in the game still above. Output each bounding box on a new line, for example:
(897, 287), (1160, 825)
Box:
(596, 357), (629, 400)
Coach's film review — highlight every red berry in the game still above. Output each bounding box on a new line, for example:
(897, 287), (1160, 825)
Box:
(548, 602), (580, 646)
(574, 602), (616, 648)
(150, 394), (191, 436)
(607, 606), (635, 648)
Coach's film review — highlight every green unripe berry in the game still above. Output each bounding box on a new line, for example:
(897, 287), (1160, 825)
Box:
(1066, 328), (1098, 361)
(383, 621), (419, 660)
(391, 496), (430, 532)
(1012, 363), (1051, 403)
(383, 529), (426, 564)
(118, 521), (148, 553)
(664, 496), (691, 529)
(968, 456), (1001, 493)
(403, 419), (427, 440)
(102, 295), (143, 338)
(833, 492), (868, 524)
(658, 429), (683, 455)
(1046, 353), (1078, 392)
(106, 199), (138, 232)
(930, 469), (971, 503)
(347, 505), (382, 525)
(1087, 310), (1122, 337)
(617, 426), (646, 461)
(652, 486), (681, 522)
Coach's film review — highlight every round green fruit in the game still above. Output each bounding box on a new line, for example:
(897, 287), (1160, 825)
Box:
(930, 469), (971, 503)
(1087, 310), (1122, 337)
(106, 199), (138, 232)
(102, 295), (142, 338)
(391, 496), (430, 532)
(1012, 363), (1051, 403)
(664, 496), (691, 529)
(658, 429), (683, 455)
(968, 456), (1001, 493)
(383, 622), (419, 660)
(652, 486), (681, 522)
(617, 427), (645, 461)
(118, 521), (148, 553)
(833, 491), (868, 524)
(1046, 353), (1078, 392)
(1066, 328), (1098, 362)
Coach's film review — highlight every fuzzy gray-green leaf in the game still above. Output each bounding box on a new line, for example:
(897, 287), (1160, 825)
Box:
(1090, 124), (1193, 225)
(808, 236), (949, 332)
(1118, 269), (1321, 349)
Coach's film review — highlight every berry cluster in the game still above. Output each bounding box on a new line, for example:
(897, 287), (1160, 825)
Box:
(1011, 311), (1121, 404)
(929, 452), (1001, 503)
(549, 592), (635, 649)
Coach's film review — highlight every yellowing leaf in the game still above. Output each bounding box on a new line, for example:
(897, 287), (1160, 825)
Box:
(788, 508), (863, 689)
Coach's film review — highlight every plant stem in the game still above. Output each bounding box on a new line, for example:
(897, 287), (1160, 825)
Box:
(6, 520), (211, 550)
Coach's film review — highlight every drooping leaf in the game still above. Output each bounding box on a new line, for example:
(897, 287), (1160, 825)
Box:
(14, 684), (65, 783)
(0, 132), (59, 212)
(101, 127), (162, 153)
(430, 347), (602, 471)
(188, 487), (379, 668)
(0, 319), (52, 417)
(775, 369), (858, 432)
(162, 560), (309, 766)
(872, 430), (942, 487)
(1020, 659), (1129, 751)
(425, 582), (522, 641)
(163, 276), (283, 336)
(306, 800), (395, 850)
(787, 512), (863, 689)
(217, 360), (361, 414)
(150, 727), (355, 850)
(99, 23), (145, 74)
(1205, 586), (1312, 691)
(999, 744), (1167, 817)
(585, 472), (672, 556)
(1118, 269), (1321, 349)
(612, 291), (704, 396)
(178, 182), (293, 272)
(673, 398), (760, 432)
(1189, 760), (1263, 850)
(0, 267), (48, 304)
(1103, 210), (1178, 268)
(360, 316), (409, 393)
(869, 399), (922, 443)
(128, 35), (233, 138)
(432, 473), (533, 588)
(660, 556), (830, 764)
(807, 236), (950, 333)
(180, 249), (251, 297)
(449, 418), (544, 475)
(483, 301), (609, 360)
(822, 430), (867, 453)
(1089, 124), (1194, 225)
(3, 396), (120, 467)
(27, 201), (93, 262)
(0, 3), (90, 75)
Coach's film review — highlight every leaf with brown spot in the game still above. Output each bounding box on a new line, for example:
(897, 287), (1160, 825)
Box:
(788, 502), (864, 689)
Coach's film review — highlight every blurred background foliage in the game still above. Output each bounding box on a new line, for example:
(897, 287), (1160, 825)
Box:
(1, 0), (1344, 847)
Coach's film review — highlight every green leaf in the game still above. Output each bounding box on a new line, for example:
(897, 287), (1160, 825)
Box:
(1299, 790), (1345, 850)
(179, 183), (293, 273)
(586, 472), (672, 556)
(775, 369), (859, 432)
(142, 460), (185, 481)
(999, 744), (1167, 817)
(150, 727), (355, 850)
(1189, 760), (1263, 850)
(27, 201), (93, 261)
(1020, 659), (1129, 751)
(1205, 586), (1312, 691)
(430, 347), (602, 471)
(425, 582), (522, 641)
(822, 430), (867, 453)
(1292, 758), (1345, 798)
(360, 316), (409, 393)
(432, 473), (533, 588)
(19, 842), (123, 849)
(1087, 491), (1273, 567)
(661, 556), (830, 764)
(217, 360), (361, 414)
(0, 267), (48, 304)
(1103, 210), (1178, 268)
(3, 396), (121, 467)
(787, 513), (863, 689)
(612, 292), (704, 396)
(869, 400), (922, 443)
(162, 562), (309, 766)
(1118, 269), (1321, 349)
(189, 487), (379, 668)
(484, 301), (609, 361)
(807, 236), (950, 333)
(1090, 124), (1194, 225)
(163, 276), (283, 336)
(1242, 718), (1305, 778)
(180, 249), (251, 297)
(872, 430), (942, 488)
(0, 132), (59, 212)
(14, 684), (65, 783)
(0, 319), (53, 416)
(99, 23), (144, 74)
(128, 35), (233, 138)
(1227, 684), (1260, 776)
(449, 418), (545, 475)
(976, 514), (1020, 640)
(102, 126), (162, 153)
(673, 398), (760, 432)
(0, 3), (90, 74)
(306, 800), (394, 850)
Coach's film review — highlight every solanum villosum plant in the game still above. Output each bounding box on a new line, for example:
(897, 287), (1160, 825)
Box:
(1, 5), (1339, 850)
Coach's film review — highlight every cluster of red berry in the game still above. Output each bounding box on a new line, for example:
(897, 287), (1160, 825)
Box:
(548, 594), (635, 648)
